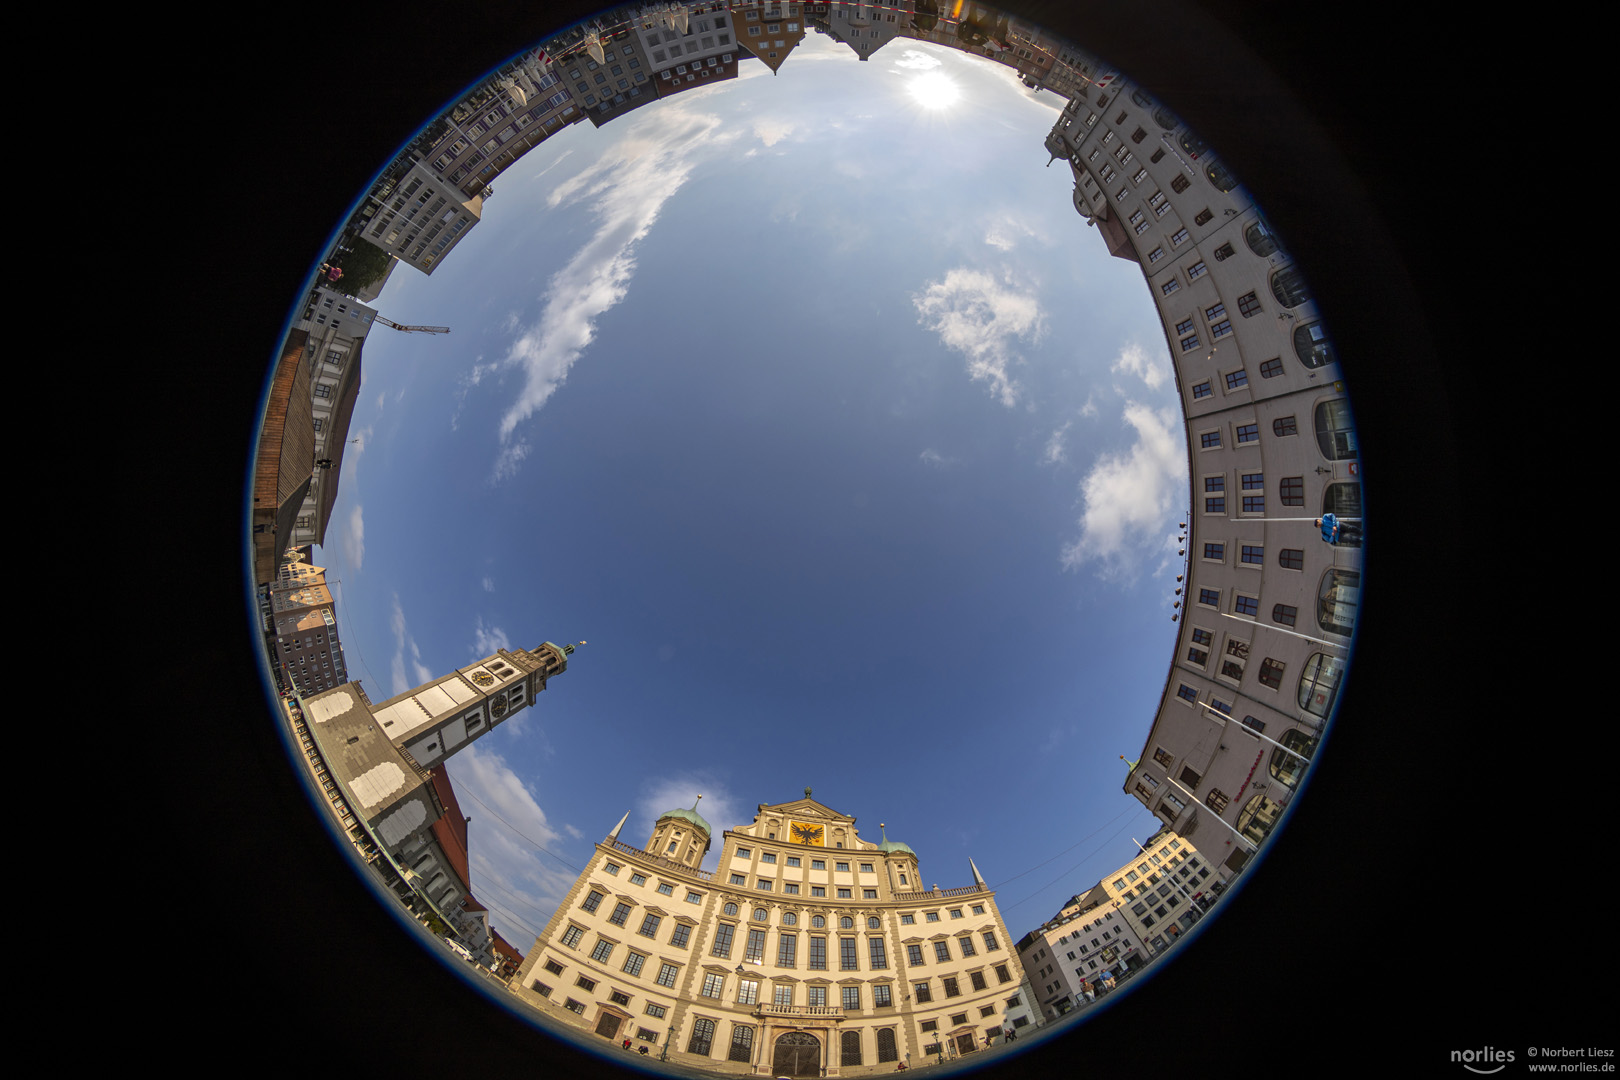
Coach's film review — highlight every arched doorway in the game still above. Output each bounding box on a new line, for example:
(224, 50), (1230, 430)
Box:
(772, 1031), (821, 1077)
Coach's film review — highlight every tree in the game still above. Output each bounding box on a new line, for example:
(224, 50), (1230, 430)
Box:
(330, 238), (394, 292)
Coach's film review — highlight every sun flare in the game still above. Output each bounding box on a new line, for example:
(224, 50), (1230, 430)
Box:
(907, 70), (962, 111)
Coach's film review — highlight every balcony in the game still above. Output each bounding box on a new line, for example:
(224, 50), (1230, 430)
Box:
(755, 1002), (845, 1021)
(891, 883), (988, 903)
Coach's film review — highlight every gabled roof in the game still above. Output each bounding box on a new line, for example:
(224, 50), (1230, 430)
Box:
(428, 768), (472, 891)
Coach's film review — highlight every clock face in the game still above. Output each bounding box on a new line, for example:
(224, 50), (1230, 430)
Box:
(491, 695), (508, 719)
(470, 670), (495, 688)
(789, 821), (824, 846)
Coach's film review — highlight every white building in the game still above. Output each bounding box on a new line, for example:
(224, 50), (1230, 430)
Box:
(1044, 67), (1360, 880)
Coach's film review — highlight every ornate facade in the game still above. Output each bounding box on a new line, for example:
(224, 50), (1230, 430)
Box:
(510, 791), (1039, 1074)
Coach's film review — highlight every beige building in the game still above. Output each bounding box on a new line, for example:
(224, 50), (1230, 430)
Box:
(510, 791), (1038, 1074)
(1043, 63), (1359, 881)
(1015, 828), (1219, 1019)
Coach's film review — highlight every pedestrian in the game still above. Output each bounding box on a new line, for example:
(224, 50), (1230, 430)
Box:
(1003, 1023), (1016, 1042)
(1316, 514), (1360, 545)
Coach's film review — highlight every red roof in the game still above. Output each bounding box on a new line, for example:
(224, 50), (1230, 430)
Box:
(428, 769), (472, 891)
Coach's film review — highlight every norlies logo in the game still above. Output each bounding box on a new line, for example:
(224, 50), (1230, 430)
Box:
(1453, 1047), (1516, 1074)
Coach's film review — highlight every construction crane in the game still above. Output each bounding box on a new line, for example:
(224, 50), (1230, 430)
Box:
(374, 315), (450, 335)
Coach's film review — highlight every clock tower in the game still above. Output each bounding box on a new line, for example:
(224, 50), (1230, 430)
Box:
(301, 640), (578, 858)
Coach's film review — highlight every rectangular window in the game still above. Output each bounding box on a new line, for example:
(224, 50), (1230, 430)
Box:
(1187, 260), (1207, 279)
(592, 940), (614, 962)
(1274, 415), (1299, 437)
(623, 952), (646, 977)
(582, 890), (604, 913)
(630, 872), (647, 886)
(1235, 595), (1259, 616)
(869, 939), (888, 969)
(1225, 369), (1247, 390)
(761, 852), (776, 863)
(1211, 320), (1233, 340)
(657, 962), (679, 988)
(1281, 477), (1304, 505)
(756, 880), (773, 891)
(778, 933), (798, 967)
(711, 924), (734, 959)
(609, 903), (631, 927)
(1238, 291), (1262, 317)
(1148, 247), (1165, 263)
(1205, 497), (1225, 513)
(808, 986), (827, 1008)
(1171, 227), (1189, 246)
(915, 982), (933, 1003)
(1201, 431), (1221, 449)
(561, 926), (583, 949)
(1259, 658), (1285, 689)
(1161, 278), (1180, 295)
(1203, 543), (1224, 561)
(784, 883), (800, 895)
(1241, 545), (1264, 565)
(1205, 302), (1226, 321)
(907, 944), (924, 965)
(1260, 358), (1284, 378)
(934, 941), (952, 963)
(657, 883), (673, 896)
(843, 985), (861, 1010)
(730, 874), (746, 885)
(1242, 495), (1265, 513)
(1236, 424), (1259, 443)
(1279, 548), (1304, 570)
(1272, 604), (1298, 626)
(737, 979), (759, 1005)
(841, 938), (859, 970)
(1198, 588), (1220, 607)
(970, 971), (988, 991)
(811, 887), (826, 897)
(670, 924), (691, 949)
(1182, 333), (1203, 352)
(1192, 382), (1211, 399)
(874, 984), (893, 1007)
(774, 985), (793, 1007)
(746, 928), (767, 962)
(809, 936), (827, 970)
(701, 973), (725, 998)
(943, 977), (961, 998)
(1242, 472), (1264, 490)
(958, 937), (976, 957)
(639, 914), (661, 938)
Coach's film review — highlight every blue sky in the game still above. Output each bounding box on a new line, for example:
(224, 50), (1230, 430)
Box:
(315, 33), (1187, 949)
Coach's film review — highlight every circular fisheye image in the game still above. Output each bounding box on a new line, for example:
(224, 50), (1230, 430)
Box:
(232, 1), (1436, 1077)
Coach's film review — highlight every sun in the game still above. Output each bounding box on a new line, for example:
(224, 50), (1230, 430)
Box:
(906, 70), (962, 111)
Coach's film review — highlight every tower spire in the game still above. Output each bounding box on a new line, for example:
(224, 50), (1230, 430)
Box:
(969, 857), (987, 889)
(607, 810), (630, 842)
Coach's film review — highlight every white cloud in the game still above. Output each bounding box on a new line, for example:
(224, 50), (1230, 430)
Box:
(635, 773), (744, 872)
(1042, 421), (1071, 466)
(913, 268), (1044, 407)
(472, 616), (512, 657)
(481, 576), (495, 593)
(1080, 391), (1100, 419)
(753, 117), (795, 146)
(1060, 403), (1187, 581)
(489, 107), (732, 479)
(893, 49), (942, 70)
(341, 503), (365, 571)
(919, 448), (956, 468)
(983, 214), (1037, 252)
(449, 746), (581, 948)
(1110, 341), (1170, 392)
(389, 595), (434, 695)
